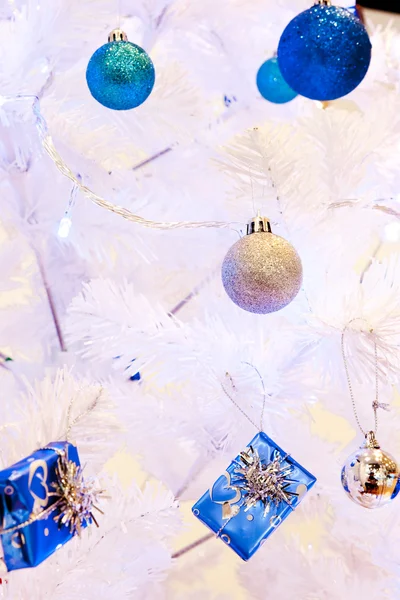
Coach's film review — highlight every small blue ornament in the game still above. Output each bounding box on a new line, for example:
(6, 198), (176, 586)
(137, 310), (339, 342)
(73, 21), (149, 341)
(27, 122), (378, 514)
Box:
(113, 356), (141, 381)
(256, 57), (297, 104)
(128, 359), (141, 381)
(86, 29), (155, 111)
(345, 4), (362, 21)
(277, 3), (371, 101)
(223, 94), (237, 107)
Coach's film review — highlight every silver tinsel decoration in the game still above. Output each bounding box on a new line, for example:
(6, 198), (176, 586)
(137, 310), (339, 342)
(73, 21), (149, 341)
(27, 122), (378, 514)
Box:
(231, 445), (297, 516)
(52, 453), (104, 535)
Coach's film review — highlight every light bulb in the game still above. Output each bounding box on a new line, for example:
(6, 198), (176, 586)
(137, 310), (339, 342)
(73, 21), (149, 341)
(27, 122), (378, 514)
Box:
(58, 216), (72, 239)
(384, 222), (400, 243)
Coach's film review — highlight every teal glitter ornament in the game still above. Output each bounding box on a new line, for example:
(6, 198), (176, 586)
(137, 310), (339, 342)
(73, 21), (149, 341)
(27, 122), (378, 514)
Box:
(277, 1), (371, 101)
(256, 57), (297, 104)
(86, 29), (155, 111)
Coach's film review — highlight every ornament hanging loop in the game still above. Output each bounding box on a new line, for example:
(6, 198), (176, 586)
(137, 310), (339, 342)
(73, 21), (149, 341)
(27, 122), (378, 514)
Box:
(221, 362), (267, 432)
(341, 321), (379, 437)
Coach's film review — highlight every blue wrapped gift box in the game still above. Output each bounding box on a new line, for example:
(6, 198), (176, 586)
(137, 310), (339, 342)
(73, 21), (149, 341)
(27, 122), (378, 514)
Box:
(0, 442), (84, 571)
(192, 431), (316, 560)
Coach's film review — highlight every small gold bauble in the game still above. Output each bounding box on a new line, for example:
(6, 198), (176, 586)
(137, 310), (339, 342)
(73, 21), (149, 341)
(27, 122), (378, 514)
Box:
(221, 217), (303, 314)
(341, 433), (400, 509)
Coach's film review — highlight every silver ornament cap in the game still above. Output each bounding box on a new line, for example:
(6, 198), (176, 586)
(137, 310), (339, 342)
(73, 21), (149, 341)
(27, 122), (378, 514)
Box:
(221, 216), (303, 314)
(341, 431), (400, 509)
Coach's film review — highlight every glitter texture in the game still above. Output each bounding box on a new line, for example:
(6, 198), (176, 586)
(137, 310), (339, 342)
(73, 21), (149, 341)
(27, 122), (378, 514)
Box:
(277, 4), (371, 101)
(230, 445), (298, 516)
(256, 57), (297, 104)
(86, 41), (155, 110)
(221, 232), (303, 314)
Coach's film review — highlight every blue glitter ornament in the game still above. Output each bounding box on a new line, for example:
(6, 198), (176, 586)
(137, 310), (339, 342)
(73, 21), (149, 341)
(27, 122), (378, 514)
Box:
(86, 29), (155, 110)
(256, 57), (297, 104)
(277, 2), (371, 101)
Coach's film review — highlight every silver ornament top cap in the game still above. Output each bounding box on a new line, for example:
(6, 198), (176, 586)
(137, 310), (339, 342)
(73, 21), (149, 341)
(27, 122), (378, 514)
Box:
(364, 431), (380, 449)
(108, 28), (128, 42)
(314, 0), (331, 6)
(247, 216), (272, 235)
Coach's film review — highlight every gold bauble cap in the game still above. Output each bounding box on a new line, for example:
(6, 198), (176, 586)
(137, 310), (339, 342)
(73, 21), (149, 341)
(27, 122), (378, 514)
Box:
(247, 216), (272, 235)
(108, 28), (128, 42)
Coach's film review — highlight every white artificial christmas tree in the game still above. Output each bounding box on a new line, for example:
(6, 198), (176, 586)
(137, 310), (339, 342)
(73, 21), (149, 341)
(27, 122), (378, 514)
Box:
(1, 0), (400, 597)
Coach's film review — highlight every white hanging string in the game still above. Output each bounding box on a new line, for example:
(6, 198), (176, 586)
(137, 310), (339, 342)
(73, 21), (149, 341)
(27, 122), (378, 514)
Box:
(117, 0), (122, 28)
(0, 94), (240, 231)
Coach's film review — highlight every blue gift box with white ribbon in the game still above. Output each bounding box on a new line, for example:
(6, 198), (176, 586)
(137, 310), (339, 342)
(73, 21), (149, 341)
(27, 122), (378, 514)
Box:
(192, 432), (316, 560)
(0, 442), (83, 571)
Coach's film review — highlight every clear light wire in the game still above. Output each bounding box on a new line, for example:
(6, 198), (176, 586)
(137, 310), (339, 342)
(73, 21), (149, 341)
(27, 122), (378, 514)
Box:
(0, 94), (239, 231)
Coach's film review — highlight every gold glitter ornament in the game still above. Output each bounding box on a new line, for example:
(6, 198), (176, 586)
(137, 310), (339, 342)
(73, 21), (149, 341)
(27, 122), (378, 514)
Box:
(221, 216), (303, 314)
(341, 432), (400, 509)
